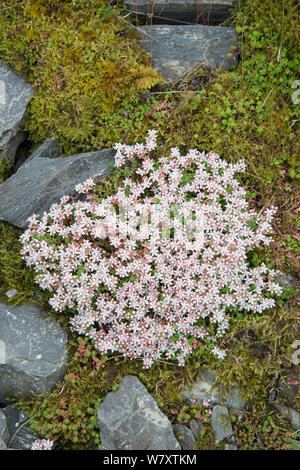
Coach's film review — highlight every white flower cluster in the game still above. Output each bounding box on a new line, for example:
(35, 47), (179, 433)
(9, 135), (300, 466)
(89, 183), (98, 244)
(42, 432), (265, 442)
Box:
(31, 439), (54, 450)
(20, 131), (282, 368)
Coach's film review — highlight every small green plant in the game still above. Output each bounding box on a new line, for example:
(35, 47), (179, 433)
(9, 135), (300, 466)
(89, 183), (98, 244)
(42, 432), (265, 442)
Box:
(232, 412), (296, 450)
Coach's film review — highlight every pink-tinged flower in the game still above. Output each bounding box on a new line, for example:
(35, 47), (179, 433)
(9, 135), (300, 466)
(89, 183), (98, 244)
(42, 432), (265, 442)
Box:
(286, 378), (299, 385)
(31, 439), (54, 450)
(202, 398), (211, 407)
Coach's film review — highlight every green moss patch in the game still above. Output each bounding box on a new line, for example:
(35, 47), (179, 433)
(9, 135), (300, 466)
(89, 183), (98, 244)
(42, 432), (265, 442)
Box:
(0, 0), (163, 156)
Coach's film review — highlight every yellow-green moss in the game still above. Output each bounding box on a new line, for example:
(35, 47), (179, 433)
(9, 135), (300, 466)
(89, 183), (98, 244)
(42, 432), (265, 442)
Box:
(193, 430), (225, 451)
(0, 0), (163, 156)
(0, 221), (36, 302)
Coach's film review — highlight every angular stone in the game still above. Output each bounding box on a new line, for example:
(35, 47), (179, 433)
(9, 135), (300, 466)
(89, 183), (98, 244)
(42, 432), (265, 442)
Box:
(278, 378), (300, 405)
(189, 418), (204, 440)
(124, 0), (237, 24)
(276, 272), (300, 303)
(25, 139), (60, 165)
(0, 59), (34, 166)
(211, 405), (233, 443)
(0, 302), (68, 404)
(173, 424), (196, 449)
(137, 25), (238, 82)
(276, 272), (299, 290)
(273, 403), (300, 432)
(97, 375), (181, 450)
(269, 367), (300, 408)
(0, 147), (116, 228)
(182, 369), (246, 410)
(0, 410), (9, 450)
(5, 289), (17, 300)
(2, 405), (39, 450)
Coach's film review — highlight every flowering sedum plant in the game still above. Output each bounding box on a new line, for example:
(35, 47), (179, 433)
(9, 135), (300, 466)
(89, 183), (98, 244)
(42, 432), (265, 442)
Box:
(20, 131), (282, 368)
(31, 439), (54, 450)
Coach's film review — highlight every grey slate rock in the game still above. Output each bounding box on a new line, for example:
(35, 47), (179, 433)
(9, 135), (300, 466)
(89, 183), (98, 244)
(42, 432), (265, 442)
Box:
(189, 418), (204, 440)
(269, 368), (300, 415)
(137, 25), (238, 82)
(0, 302), (68, 404)
(269, 388), (278, 403)
(182, 369), (246, 410)
(276, 272), (299, 290)
(97, 375), (181, 450)
(172, 424), (196, 450)
(0, 410), (9, 449)
(124, 0), (237, 24)
(273, 403), (300, 431)
(0, 147), (116, 228)
(25, 139), (60, 164)
(5, 289), (17, 300)
(276, 272), (300, 303)
(277, 379), (300, 405)
(211, 405), (234, 443)
(1, 405), (39, 450)
(0, 59), (34, 165)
